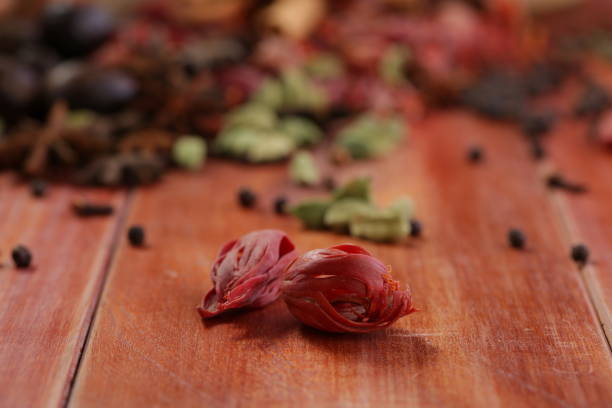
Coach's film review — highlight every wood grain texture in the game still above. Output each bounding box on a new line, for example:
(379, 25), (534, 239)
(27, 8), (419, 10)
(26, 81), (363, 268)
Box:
(0, 175), (127, 407)
(544, 58), (612, 342)
(69, 112), (612, 408)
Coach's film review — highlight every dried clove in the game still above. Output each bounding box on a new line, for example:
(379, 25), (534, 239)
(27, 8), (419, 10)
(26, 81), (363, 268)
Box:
(546, 174), (587, 194)
(72, 200), (114, 217)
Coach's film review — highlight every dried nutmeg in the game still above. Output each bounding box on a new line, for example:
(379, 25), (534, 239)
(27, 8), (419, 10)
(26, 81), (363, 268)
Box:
(198, 230), (298, 318)
(283, 244), (415, 333)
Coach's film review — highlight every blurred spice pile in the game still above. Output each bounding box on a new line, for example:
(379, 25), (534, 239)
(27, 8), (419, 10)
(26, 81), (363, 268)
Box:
(0, 0), (611, 186)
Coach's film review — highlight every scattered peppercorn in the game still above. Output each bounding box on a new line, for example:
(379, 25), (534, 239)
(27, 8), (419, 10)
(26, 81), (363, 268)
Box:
(11, 245), (32, 268)
(546, 174), (587, 194)
(72, 200), (114, 216)
(466, 146), (483, 163)
(30, 179), (47, 197)
(127, 225), (145, 247)
(508, 228), (525, 249)
(274, 196), (288, 214)
(571, 244), (589, 266)
(574, 83), (610, 117)
(238, 187), (256, 208)
(322, 176), (337, 191)
(521, 112), (556, 137)
(409, 219), (422, 237)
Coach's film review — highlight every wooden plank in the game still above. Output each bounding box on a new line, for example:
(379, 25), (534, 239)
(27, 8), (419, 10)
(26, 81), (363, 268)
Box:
(69, 111), (612, 407)
(0, 174), (127, 407)
(545, 59), (612, 343)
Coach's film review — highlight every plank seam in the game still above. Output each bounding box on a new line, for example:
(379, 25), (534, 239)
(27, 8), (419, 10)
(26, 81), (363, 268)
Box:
(540, 163), (612, 352)
(60, 189), (136, 408)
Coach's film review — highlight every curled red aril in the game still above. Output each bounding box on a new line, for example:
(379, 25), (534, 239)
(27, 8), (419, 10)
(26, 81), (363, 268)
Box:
(282, 244), (415, 333)
(198, 229), (298, 318)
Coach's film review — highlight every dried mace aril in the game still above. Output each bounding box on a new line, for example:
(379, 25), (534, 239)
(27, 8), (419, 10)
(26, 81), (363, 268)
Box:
(12, 245), (32, 269)
(283, 244), (415, 333)
(198, 229), (298, 318)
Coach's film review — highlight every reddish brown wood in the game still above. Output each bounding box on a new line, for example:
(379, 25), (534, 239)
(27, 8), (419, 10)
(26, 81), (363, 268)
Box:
(69, 112), (612, 407)
(544, 58), (612, 342)
(0, 175), (127, 407)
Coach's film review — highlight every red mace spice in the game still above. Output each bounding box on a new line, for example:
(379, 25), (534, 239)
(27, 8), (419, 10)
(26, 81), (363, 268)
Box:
(282, 244), (415, 333)
(198, 229), (298, 318)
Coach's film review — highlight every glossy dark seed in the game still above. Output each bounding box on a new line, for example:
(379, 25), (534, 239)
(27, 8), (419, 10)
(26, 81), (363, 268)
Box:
(571, 244), (589, 265)
(508, 229), (525, 249)
(63, 69), (138, 114)
(409, 219), (422, 237)
(238, 187), (256, 208)
(41, 3), (116, 58)
(31, 179), (47, 197)
(274, 196), (288, 214)
(521, 112), (555, 137)
(128, 225), (145, 247)
(12, 245), (32, 268)
(574, 83), (610, 117)
(466, 146), (483, 163)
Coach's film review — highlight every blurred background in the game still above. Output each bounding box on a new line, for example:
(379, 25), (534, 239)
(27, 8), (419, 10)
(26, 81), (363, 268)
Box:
(1, 0), (612, 187)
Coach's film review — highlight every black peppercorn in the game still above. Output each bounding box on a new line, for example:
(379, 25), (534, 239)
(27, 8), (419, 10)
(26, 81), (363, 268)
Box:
(508, 228), (525, 249)
(521, 112), (555, 137)
(409, 219), (422, 237)
(466, 146), (483, 164)
(128, 225), (145, 247)
(238, 187), (256, 208)
(274, 196), (287, 215)
(12, 245), (32, 268)
(31, 179), (47, 197)
(571, 244), (589, 266)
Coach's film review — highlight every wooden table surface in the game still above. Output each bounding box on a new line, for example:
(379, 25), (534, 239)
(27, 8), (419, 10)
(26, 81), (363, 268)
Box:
(2, 60), (612, 407)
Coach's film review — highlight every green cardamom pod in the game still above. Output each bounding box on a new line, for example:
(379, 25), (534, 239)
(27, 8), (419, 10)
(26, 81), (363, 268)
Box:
(252, 79), (284, 110)
(349, 207), (409, 243)
(324, 198), (373, 232)
(291, 200), (331, 230)
(332, 177), (371, 202)
(290, 150), (320, 186)
(225, 103), (277, 130)
(172, 135), (207, 170)
(280, 116), (322, 147)
(336, 114), (407, 159)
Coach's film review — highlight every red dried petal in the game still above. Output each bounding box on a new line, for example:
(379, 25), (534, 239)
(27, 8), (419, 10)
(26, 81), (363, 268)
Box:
(198, 229), (298, 318)
(282, 244), (415, 333)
